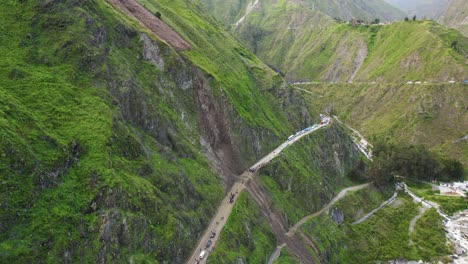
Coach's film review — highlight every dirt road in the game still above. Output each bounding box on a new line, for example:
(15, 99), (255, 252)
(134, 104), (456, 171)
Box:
(186, 121), (330, 264)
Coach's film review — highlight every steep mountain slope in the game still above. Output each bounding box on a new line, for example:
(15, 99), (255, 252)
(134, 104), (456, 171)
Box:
(202, 0), (405, 25)
(232, 0), (467, 82)
(0, 0), (318, 262)
(438, 0), (468, 37)
(384, 0), (451, 19)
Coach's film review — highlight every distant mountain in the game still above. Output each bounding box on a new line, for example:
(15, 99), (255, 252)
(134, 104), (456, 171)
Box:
(231, 0), (467, 82)
(384, 0), (451, 19)
(437, 0), (468, 37)
(202, 0), (406, 24)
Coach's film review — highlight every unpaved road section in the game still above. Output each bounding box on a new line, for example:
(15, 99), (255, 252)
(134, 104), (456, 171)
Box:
(408, 206), (429, 245)
(106, 0), (192, 50)
(186, 121), (331, 264)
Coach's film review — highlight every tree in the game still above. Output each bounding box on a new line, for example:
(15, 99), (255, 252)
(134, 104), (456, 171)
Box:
(413, 15), (416, 21)
(372, 18), (380, 24)
(441, 159), (464, 182)
(155, 11), (162, 19)
(404, 17), (409, 21)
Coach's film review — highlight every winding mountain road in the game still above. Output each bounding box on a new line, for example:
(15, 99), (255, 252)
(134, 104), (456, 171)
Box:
(186, 118), (331, 264)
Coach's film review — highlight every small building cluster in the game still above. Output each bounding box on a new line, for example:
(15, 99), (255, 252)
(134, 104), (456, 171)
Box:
(439, 181), (468, 197)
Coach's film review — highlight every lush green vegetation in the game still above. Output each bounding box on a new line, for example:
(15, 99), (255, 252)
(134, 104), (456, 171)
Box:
(207, 192), (277, 263)
(299, 192), (452, 263)
(344, 194), (450, 263)
(334, 185), (394, 223)
(301, 214), (348, 263)
(412, 208), (452, 260)
(407, 181), (468, 215)
(0, 0), (314, 262)
(366, 142), (464, 187)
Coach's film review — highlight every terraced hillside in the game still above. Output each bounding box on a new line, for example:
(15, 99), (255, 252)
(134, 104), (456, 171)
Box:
(231, 0), (467, 82)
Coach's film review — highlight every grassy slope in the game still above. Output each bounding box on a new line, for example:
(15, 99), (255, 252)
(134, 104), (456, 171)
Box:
(333, 185), (394, 223)
(355, 20), (467, 82)
(0, 0), (313, 262)
(303, 83), (468, 166)
(235, 1), (467, 83)
(302, 193), (451, 263)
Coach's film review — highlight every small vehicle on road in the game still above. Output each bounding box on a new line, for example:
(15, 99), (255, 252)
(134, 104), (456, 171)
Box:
(200, 250), (207, 259)
(210, 230), (216, 238)
(205, 239), (212, 248)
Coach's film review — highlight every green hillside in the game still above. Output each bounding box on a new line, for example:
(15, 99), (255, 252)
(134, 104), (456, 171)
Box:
(0, 0), (319, 262)
(301, 83), (468, 166)
(232, 0), (467, 82)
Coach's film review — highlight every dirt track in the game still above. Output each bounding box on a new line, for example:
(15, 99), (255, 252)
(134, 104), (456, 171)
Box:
(106, 0), (192, 50)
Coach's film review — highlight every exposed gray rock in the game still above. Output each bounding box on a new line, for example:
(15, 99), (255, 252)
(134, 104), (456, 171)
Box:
(330, 208), (344, 224)
(140, 33), (165, 71)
